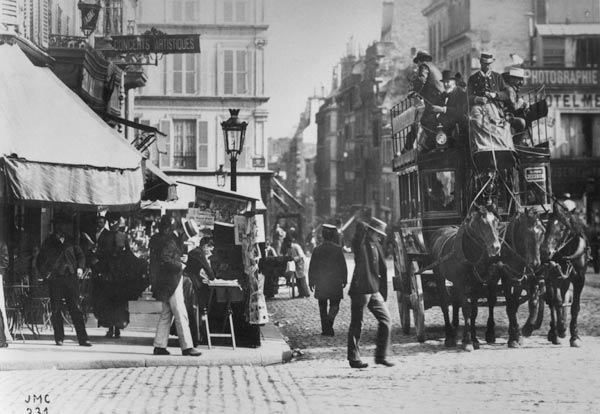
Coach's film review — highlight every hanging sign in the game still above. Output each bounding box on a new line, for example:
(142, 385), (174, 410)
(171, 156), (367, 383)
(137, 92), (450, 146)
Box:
(110, 28), (200, 54)
(78, 2), (101, 36)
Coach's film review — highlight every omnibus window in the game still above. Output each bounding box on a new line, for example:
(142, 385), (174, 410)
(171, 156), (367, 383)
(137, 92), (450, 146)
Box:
(423, 171), (456, 212)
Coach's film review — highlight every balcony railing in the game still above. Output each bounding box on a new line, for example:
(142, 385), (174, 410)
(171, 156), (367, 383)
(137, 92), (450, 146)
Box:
(48, 35), (87, 49)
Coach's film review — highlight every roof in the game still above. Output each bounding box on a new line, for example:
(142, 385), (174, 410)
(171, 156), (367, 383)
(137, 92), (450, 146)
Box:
(536, 24), (600, 36)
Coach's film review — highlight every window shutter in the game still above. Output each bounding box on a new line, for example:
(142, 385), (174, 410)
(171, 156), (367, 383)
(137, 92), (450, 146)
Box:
(159, 119), (171, 168)
(197, 120), (208, 168)
(0, 0), (19, 27)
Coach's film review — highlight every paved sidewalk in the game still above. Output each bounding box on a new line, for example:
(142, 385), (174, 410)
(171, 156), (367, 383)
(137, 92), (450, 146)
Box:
(0, 323), (292, 371)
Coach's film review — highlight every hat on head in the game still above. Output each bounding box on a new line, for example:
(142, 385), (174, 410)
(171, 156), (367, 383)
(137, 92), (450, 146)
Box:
(322, 224), (337, 230)
(563, 199), (577, 212)
(441, 70), (456, 82)
(182, 218), (200, 239)
(364, 217), (387, 237)
(105, 211), (121, 223)
(413, 50), (433, 64)
(199, 236), (214, 248)
(479, 52), (495, 64)
(509, 67), (525, 79)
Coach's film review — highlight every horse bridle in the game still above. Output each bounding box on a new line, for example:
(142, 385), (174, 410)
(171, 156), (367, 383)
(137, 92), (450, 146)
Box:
(499, 214), (545, 285)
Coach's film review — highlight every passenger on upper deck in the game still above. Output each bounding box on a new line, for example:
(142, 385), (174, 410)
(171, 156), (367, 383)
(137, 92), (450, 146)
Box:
(411, 50), (444, 142)
(501, 67), (531, 146)
(431, 70), (468, 146)
(467, 53), (508, 108)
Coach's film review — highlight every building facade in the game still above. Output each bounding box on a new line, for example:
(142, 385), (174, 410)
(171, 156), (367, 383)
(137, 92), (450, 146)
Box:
(423, 0), (600, 219)
(133, 0), (271, 214)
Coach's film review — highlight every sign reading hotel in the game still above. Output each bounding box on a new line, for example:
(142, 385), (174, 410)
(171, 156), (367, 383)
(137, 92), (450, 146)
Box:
(110, 33), (200, 54)
(524, 68), (599, 87)
(545, 93), (600, 109)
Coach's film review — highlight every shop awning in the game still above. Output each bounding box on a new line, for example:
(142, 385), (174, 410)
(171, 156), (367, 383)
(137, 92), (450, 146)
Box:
(272, 177), (304, 209)
(0, 42), (144, 209)
(143, 160), (178, 202)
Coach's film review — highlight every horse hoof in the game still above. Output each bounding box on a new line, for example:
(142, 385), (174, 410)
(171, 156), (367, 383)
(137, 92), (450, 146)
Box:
(473, 341), (480, 350)
(462, 343), (474, 352)
(558, 331), (566, 339)
(445, 338), (457, 348)
(570, 337), (582, 348)
(518, 336), (524, 346)
(522, 324), (533, 337)
(485, 332), (496, 344)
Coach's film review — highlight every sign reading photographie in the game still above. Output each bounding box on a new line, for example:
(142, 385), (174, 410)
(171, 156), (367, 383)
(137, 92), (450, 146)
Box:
(524, 68), (599, 87)
(110, 32), (200, 54)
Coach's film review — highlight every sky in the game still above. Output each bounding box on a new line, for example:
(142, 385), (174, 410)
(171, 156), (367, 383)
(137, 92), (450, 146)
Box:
(264, 0), (383, 139)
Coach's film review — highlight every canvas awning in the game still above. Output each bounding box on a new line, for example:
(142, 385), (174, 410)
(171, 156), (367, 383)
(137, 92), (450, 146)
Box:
(143, 160), (178, 202)
(0, 42), (144, 209)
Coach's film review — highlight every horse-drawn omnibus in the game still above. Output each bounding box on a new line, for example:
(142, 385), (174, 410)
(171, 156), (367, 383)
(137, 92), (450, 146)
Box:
(390, 85), (552, 348)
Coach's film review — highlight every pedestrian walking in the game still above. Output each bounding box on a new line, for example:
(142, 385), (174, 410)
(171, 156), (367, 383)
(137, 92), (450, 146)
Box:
(37, 215), (91, 347)
(282, 236), (311, 298)
(308, 224), (347, 336)
(93, 212), (129, 339)
(347, 218), (393, 368)
(149, 215), (201, 356)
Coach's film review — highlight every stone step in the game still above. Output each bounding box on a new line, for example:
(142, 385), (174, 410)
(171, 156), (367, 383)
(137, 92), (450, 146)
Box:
(128, 300), (162, 314)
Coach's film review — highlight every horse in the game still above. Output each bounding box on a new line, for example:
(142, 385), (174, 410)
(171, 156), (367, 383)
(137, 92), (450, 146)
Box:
(485, 209), (546, 348)
(536, 207), (589, 347)
(430, 205), (501, 351)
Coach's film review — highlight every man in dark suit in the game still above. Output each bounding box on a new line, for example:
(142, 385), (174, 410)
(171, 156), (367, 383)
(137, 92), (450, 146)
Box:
(411, 50), (445, 151)
(467, 52), (508, 107)
(431, 70), (469, 146)
(37, 216), (91, 347)
(347, 218), (393, 368)
(308, 224), (347, 336)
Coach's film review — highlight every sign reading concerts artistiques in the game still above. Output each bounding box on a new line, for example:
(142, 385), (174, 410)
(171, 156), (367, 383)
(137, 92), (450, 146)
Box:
(109, 28), (200, 54)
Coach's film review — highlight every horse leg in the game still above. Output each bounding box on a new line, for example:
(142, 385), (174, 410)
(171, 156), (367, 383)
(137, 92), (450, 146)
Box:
(569, 270), (586, 348)
(461, 295), (474, 352)
(522, 281), (541, 337)
(452, 300), (460, 329)
(546, 285), (560, 345)
(469, 291), (480, 350)
(437, 275), (456, 347)
(506, 285), (523, 348)
(556, 282), (568, 339)
(485, 283), (497, 344)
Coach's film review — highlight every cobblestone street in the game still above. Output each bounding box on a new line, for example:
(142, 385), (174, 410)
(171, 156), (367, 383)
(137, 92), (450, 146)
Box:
(2, 255), (600, 413)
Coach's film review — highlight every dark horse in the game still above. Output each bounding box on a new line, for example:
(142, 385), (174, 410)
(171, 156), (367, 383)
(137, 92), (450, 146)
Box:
(485, 209), (546, 348)
(534, 207), (589, 347)
(430, 205), (501, 351)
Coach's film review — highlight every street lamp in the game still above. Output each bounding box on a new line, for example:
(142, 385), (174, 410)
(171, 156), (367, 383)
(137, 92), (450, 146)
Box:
(216, 164), (227, 188)
(221, 109), (248, 191)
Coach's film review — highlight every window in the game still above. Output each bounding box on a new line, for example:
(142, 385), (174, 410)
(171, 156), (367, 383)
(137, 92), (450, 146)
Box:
(173, 120), (197, 169)
(173, 54), (196, 94)
(197, 121), (208, 168)
(223, 49), (247, 95)
(104, 0), (122, 35)
(542, 37), (565, 67)
(172, 0), (196, 22)
(224, 0), (248, 23)
(422, 171), (456, 212)
(576, 38), (600, 68)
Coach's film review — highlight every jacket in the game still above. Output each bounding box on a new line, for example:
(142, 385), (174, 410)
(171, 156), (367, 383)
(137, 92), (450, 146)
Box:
(183, 247), (215, 291)
(37, 234), (85, 277)
(467, 70), (508, 106)
(149, 232), (183, 302)
(308, 241), (347, 300)
(348, 235), (388, 300)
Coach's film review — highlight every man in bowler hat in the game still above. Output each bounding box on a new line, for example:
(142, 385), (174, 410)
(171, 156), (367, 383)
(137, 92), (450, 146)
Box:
(431, 70), (468, 145)
(347, 218), (393, 368)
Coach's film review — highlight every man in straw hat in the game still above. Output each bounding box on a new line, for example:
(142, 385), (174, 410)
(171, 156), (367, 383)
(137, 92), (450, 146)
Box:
(347, 218), (394, 368)
(467, 52), (508, 107)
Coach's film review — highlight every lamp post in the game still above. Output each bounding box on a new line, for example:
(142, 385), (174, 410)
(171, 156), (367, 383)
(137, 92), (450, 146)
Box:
(221, 109), (248, 191)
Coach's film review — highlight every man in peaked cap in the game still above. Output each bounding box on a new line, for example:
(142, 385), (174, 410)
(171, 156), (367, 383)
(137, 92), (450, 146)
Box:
(467, 52), (508, 107)
(347, 218), (393, 369)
